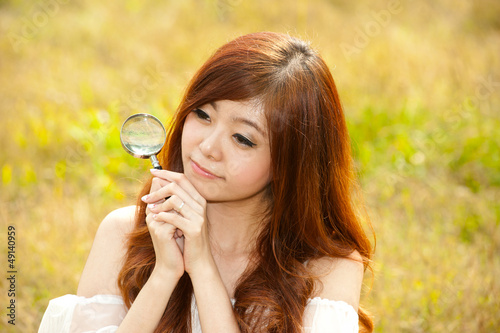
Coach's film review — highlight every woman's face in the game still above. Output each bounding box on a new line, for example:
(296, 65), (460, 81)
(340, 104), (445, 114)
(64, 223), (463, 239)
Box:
(181, 99), (272, 203)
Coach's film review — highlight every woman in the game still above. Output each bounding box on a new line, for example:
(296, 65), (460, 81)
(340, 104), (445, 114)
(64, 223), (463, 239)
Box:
(39, 31), (374, 333)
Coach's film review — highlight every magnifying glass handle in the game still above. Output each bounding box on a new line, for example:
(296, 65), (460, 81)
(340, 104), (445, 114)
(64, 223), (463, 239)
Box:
(149, 155), (162, 170)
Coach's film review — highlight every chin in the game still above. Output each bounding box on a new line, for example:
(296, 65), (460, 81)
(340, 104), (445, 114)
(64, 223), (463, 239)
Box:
(188, 176), (223, 198)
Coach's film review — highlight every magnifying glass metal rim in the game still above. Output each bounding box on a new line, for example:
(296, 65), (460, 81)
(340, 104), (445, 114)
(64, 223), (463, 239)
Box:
(120, 113), (166, 159)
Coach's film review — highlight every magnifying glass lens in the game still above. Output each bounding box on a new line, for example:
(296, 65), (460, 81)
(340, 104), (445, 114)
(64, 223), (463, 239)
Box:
(121, 115), (166, 157)
(120, 114), (166, 170)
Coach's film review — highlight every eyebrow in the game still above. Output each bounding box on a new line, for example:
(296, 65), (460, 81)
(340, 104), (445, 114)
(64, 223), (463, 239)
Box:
(232, 116), (266, 136)
(209, 101), (266, 136)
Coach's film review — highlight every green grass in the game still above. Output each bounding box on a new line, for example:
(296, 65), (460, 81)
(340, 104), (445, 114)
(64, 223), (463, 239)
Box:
(1, 0), (499, 331)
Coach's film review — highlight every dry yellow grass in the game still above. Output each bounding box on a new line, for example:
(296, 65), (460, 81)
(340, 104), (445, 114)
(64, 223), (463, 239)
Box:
(0, 0), (499, 331)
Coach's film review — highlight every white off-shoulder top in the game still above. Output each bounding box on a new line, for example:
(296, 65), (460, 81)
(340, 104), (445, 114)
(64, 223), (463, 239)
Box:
(38, 294), (358, 333)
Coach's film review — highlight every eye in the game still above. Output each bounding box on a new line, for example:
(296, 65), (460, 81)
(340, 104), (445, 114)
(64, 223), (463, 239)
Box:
(233, 134), (256, 148)
(192, 108), (210, 121)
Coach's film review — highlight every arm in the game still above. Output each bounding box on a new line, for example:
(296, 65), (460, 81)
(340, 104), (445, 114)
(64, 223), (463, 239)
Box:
(115, 269), (180, 333)
(77, 206), (135, 297)
(77, 205), (184, 333)
(309, 251), (364, 309)
(189, 255), (240, 333)
(145, 169), (241, 333)
(301, 252), (364, 333)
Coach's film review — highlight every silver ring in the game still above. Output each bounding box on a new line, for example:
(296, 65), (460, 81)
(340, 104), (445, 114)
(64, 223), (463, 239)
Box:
(178, 201), (185, 211)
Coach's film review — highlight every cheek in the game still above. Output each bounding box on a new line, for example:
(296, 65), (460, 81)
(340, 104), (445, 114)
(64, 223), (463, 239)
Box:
(181, 118), (198, 151)
(227, 152), (271, 187)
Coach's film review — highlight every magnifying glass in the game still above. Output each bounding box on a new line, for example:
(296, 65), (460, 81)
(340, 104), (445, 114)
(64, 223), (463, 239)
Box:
(120, 113), (166, 169)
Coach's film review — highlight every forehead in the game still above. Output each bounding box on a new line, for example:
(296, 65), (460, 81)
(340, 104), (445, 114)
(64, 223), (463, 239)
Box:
(210, 99), (263, 115)
(209, 99), (267, 133)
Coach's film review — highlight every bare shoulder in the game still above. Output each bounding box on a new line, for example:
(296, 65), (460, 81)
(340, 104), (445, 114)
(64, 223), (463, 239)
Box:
(308, 250), (364, 310)
(77, 205), (137, 297)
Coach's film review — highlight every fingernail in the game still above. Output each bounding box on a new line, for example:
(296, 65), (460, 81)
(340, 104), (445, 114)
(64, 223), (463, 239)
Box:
(147, 203), (156, 209)
(141, 195), (149, 202)
(152, 214), (158, 220)
(150, 169), (159, 173)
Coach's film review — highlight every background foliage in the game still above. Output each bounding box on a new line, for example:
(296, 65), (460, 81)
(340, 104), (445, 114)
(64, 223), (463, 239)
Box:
(0, 0), (499, 332)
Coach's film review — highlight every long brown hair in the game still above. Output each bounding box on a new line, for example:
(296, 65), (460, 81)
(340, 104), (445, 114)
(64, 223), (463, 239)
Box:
(118, 31), (374, 332)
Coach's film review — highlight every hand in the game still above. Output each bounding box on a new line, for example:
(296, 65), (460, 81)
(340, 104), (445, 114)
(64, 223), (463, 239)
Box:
(142, 169), (212, 276)
(143, 173), (185, 279)
(145, 175), (185, 251)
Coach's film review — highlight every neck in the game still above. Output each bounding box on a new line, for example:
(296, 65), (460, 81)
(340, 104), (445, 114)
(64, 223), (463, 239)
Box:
(206, 196), (268, 257)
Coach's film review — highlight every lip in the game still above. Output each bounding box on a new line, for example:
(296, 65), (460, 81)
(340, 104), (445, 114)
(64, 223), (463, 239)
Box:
(190, 160), (222, 179)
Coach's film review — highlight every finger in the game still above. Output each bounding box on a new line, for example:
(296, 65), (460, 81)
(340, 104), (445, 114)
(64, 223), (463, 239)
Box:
(153, 211), (202, 237)
(147, 195), (181, 214)
(148, 195), (199, 222)
(146, 212), (166, 228)
(150, 169), (206, 206)
(150, 197), (189, 243)
(175, 235), (184, 253)
(146, 177), (171, 214)
(151, 176), (170, 192)
(144, 182), (203, 215)
(173, 228), (184, 239)
(146, 213), (178, 239)
(145, 197), (166, 215)
(145, 212), (154, 225)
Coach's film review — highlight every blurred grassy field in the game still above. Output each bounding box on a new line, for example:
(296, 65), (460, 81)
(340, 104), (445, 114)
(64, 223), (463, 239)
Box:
(1, 0), (499, 332)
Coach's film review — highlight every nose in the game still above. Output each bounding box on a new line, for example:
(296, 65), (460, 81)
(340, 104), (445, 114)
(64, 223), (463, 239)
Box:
(199, 128), (223, 161)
